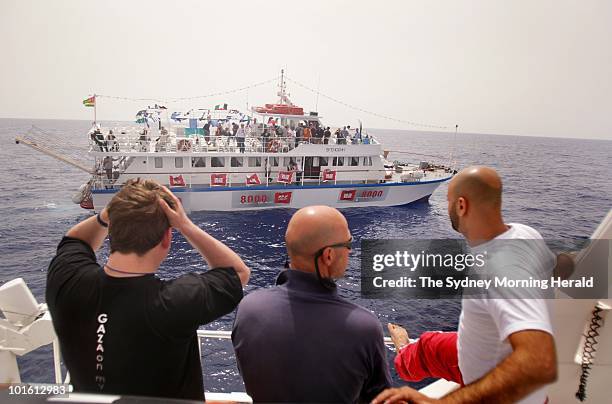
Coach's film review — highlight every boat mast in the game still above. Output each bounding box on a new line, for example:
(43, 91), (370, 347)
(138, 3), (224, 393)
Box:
(278, 69), (292, 106)
(279, 69), (285, 105)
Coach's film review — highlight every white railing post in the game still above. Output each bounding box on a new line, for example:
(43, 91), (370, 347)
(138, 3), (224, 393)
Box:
(52, 338), (62, 384)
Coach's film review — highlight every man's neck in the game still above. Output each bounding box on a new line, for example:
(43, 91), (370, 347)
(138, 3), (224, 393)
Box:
(104, 253), (160, 278)
(289, 264), (316, 275)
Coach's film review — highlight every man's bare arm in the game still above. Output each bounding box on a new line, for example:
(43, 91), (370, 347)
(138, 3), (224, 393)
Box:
(159, 188), (250, 286)
(65, 209), (109, 251)
(372, 330), (556, 404)
(441, 330), (557, 404)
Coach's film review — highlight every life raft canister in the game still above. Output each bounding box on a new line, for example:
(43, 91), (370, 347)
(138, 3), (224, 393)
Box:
(80, 193), (94, 210)
(72, 183), (89, 204)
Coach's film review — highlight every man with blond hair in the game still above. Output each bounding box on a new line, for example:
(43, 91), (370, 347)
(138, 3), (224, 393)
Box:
(46, 178), (249, 400)
(232, 205), (391, 403)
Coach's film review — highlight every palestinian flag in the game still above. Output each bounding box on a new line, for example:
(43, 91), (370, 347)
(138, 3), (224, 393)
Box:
(83, 96), (95, 107)
(214, 103), (228, 110)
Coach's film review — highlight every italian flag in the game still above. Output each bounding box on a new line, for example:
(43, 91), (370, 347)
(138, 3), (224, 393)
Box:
(214, 103), (227, 110)
(83, 96), (95, 107)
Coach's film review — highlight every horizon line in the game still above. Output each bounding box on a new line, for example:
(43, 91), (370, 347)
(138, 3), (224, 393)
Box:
(0, 115), (610, 142)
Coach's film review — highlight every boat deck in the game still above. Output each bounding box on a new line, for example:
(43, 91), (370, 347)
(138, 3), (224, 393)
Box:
(90, 129), (379, 155)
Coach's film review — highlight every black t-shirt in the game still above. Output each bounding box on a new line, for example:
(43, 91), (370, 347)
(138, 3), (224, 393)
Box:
(46, 237), (243, 400)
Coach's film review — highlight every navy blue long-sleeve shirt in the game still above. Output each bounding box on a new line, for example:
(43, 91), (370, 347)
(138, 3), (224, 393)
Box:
(232, 269), (391, 403)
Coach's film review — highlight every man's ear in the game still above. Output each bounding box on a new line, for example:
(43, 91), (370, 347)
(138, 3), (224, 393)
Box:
(457, 196), (468, 217)
(160, 228), (172, 249)
(322, 248), (335, 266)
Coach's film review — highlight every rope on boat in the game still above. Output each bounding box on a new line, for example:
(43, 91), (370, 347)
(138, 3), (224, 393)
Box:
(96, 76), (279, 104)
(284, 75), (452, 130)
(92, 73), (454, 132)
(384, 150), (449, 160)
(15, 126), (92, 173)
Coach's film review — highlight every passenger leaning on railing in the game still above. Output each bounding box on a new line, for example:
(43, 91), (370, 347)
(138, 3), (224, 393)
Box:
(374, 166), (558, 404)
(232, 206), (391, 403)
(46, 179), (249, 400)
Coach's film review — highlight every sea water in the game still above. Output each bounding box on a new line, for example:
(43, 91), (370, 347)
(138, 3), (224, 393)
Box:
(1, 118), (610, 390)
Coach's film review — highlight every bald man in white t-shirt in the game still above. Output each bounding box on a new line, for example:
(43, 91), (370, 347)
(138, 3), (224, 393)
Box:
(374, 166), (558, 404)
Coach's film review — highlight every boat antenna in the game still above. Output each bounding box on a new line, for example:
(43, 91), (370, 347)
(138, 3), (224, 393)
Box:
(93, 93), (97, 124)
(278, 69), (292, 106)
(448, 124), (458, 171)
(279, 69), (285, 105)
(315, 73), (321, 112)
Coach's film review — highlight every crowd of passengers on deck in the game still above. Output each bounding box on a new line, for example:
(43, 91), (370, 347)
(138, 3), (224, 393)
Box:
(89, 119), (373, 154)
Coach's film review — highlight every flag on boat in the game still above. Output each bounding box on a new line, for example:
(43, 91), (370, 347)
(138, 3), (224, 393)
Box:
(211, 173), (228, 186)
(135, 109), (160, 124)
(83, 96), (95, 107)
(215, 103), (228, 110)
(169, 175), (186, 187)
(322, 169), (336, 182)
(277, 171), (294, 184)
(246, 173), (261, 185)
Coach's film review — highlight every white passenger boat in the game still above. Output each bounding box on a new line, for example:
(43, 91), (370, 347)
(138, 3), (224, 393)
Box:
(71, 72), (453, 212)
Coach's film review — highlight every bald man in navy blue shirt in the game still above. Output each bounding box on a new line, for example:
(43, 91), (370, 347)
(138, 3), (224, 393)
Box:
(232, 205), (391, 403)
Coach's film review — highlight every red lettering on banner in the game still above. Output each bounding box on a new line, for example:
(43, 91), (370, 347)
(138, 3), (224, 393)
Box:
(322, 169), (336, 182)
(211, 173), (227, 186)
(274, 192), (292, 204)
(169, 175), (185, 187)
(340, 190), (356, 201)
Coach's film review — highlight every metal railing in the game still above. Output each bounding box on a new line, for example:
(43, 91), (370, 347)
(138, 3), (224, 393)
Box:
(47, 329), (415, 393)
(89, 133), (379, 155)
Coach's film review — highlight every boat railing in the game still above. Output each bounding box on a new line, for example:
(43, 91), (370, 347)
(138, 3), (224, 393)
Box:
(43, 329), (407, 390)
(89, 133), (379, 155)
(91, 167), (450, 190)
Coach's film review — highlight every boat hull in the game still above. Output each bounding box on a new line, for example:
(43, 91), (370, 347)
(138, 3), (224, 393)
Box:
(91, 176), (451, 212)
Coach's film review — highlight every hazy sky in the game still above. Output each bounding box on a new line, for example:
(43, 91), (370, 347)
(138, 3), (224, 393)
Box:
(1, 0), (611, 139)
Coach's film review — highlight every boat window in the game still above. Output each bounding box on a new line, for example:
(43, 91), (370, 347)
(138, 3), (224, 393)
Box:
(192, 157), (206, 167)
(333, 157), (344, 166)
(154, 157), (163, 168)
(270, 156), (279, 166)
(175, 157), (184, 168)
(350, 157), (360, 166)
(211, 157), (225, 167)
(231, 157), (243, 167)
(248, 157), (262, 167)
(363, 156), (373, 166)
(319, 157), (328, 166)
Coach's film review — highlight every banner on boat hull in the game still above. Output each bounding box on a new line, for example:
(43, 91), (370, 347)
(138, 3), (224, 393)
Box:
(338, 188), (389, 203)
(231, 190), (293, 208)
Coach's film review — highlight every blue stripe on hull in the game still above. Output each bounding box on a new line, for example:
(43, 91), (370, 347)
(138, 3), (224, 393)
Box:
(92, 176), (452, 194)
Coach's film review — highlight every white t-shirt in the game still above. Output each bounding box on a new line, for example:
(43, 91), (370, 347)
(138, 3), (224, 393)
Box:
(457, 223), (556, 404)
